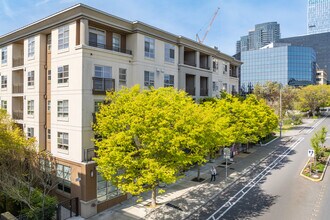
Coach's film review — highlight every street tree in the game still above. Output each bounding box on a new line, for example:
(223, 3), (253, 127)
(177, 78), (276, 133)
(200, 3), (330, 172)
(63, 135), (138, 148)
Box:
(318, 127), (328, 148)
(94, 86), (204, 207)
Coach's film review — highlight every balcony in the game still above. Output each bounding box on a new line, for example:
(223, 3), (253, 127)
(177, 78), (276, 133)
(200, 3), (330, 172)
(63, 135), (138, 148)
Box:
(13, 83), (23, 94)
(89, 41), (132, 55)
(13, 110), (23, 120)
(12, 58), (24, 68)
(92, 77), (115, 95)
(83, 148), (95, 162)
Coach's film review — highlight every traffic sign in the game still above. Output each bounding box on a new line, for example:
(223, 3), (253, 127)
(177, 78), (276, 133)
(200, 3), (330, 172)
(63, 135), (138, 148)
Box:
(308, 149), (314, 158)
(224, 148), (231, 159)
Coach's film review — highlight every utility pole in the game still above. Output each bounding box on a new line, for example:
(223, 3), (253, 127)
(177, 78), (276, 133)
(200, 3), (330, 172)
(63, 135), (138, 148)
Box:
(279, 85), (282, 138)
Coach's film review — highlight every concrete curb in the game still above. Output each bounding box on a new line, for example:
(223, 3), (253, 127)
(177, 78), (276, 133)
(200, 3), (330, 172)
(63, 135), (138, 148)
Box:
(300, 156), (330, 182)
(261, 136), (280, 146)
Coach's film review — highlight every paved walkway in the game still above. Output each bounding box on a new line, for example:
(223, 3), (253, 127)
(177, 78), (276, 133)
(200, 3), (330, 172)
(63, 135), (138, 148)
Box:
(80, 118), (317, 220)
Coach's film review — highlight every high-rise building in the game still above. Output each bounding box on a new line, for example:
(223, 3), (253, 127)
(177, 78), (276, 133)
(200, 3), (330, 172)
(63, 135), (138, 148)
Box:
(0, 4), (241, 218)
(236, 22), (280, 53)
(307, 0), (330, 34)
(278, 32), (330, 82)
(240, 44), (316, 92)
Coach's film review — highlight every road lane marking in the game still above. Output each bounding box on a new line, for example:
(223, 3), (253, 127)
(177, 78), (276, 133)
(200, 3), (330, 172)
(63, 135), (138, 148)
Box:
(206, 137), (305, 220)
(306, 117), (327, 134)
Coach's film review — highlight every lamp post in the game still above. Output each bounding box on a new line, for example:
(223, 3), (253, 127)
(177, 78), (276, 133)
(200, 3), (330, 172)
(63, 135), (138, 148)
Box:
(279, 84), (283, 138)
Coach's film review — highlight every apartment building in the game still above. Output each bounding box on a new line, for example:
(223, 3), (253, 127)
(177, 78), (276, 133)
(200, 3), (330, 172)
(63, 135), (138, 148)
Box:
(0, 4), (241, 217)
(316, 69), (327, 85)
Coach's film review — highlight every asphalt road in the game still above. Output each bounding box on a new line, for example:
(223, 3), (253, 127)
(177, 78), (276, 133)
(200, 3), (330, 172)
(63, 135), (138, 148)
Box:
(187, 117), (330, 220)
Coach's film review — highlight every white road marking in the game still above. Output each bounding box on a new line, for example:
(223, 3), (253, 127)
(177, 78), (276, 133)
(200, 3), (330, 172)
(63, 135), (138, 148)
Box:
(206, 137), (305, 220)
(306, 117), (327, 134)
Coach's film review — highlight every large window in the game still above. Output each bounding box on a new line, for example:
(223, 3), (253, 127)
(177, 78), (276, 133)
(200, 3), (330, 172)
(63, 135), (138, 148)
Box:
(27, 71), (35, 87)
(1, 75), (7, 89)
(27, 127), (34, 138)
(119, 68), (127, 87)
(56, 164), (71, 194)
(28, 37), (35, 58)
(164, 74), (174, 87)
(93, 65), (113, 92)
(89, 28), (106, 48)
(57, 100), (69, 118)
(58, 25), (69, 50)
(1, 47), (7, 64)
(165, 43), (175, 63)
(144, 71), (154, 87)
(57, 132), (69, 151)
(112, 33), (121, 51)
(1, 100), (7, 110)
(97, 172), (122, 202)
(27, 100), (34, 116)
(144, 37), (155, 58)
(58, 65), (69, 85)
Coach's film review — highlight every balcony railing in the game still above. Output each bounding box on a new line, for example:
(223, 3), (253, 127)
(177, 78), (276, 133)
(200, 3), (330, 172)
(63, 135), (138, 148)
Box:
(200, 65), (210, 70)
(92, 77), (115, 95)
(186, 87), (196, 96)
(200, 88), (208, 96)
(13, 110), (23, 120)
(13, 83), (23, 93)
(83, 148), (95, 162)
(12, 58), (24, 67)
(183, 61), (196, 67)
(88, 41), (132, 55)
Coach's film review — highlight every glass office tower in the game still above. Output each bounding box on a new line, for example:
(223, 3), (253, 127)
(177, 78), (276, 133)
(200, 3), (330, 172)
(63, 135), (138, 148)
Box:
(308, 0), (330, 34)
(240, 46), (316, 92)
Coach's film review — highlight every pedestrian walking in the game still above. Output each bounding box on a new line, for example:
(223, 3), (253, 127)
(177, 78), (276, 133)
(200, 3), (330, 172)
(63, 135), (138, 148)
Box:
(210, 166), (217, 182)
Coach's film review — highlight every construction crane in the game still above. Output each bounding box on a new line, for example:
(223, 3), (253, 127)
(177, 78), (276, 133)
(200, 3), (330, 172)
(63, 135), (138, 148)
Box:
(196, 7), (220, 44)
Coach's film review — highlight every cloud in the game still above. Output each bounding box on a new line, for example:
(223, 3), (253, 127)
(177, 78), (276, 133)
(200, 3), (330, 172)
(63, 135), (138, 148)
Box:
(1, 0), (14, 18)
(35, 0), (51, 7)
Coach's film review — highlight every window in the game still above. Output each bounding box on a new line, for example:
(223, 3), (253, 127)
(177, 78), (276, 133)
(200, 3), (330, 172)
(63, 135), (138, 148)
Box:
(164, 74), (174, 87)
(94, 101), (103, 113)
(213, 82), (219, 91)
(97, 171), (122, 202)
(47, 100), (51, 111)
(56, 164), (71, 193)
(1, 47), (7, 64)
(27, 127), (34, 138)
(47, 129), (51, 140)
(112, 33), (121, 51)
(224, 64), (228, 72)
(47, 70), (51, 81)
(58, 25), (69, 50)
(222, 83), (228, 92)
(47, 34), (51, 51)
(1, 100), (7, 110)
(89, 28), (106, 48)
(213, 61), (218, 71)
(165, 43), (175, 63)
(28, 37), (35, 58)
(57, 132), (69, 151)
(39, 158), (52, 173)
(93, 65), (113, 92)
(58, 65), (69, 84)
(144, 71), (154, 87)
(27, 100), (34, 116)
(1, 75), (7, 89)
(27, 71), (35, 87)
(119, 68), (127, 87)
(144, 37), (155, 58)
(57, 100), (69, 118)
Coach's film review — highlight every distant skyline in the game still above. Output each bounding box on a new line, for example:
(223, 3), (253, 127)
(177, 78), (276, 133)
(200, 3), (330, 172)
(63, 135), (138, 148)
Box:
(0, 0), (307, 55)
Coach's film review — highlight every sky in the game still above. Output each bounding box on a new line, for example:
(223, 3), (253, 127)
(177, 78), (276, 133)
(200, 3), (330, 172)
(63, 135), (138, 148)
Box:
(0, 0), (307, 55)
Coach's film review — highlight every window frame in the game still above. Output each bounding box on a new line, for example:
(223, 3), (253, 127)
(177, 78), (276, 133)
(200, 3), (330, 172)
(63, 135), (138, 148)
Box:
(27, 127), (34, 138)
(57, 132), (69, 152)
(28, 37), (35, 58)
(47, 100), (51, 111)
(57, 100), (69, 119)
(56, 164), (71, 194)
(58, 25), (69, 50)
(164, 43), (175, 63)
(144, 71), (155, 87)
(47, 129), (51, 140)
(1, 100), (7, 110)
(1, 75), (7, 89)
(97, 171), (122, 202)
(57, 65), (69, 85)
(93, 65), (113, 92)
(89, 27), (106, 49)
(144, 37), (155, 58)
(27, 71), (35, 87)
(1, 47), (7, 64)
(164, 74), (174, 87)
(27, 100), (34, 116)
(119, 68), (127, 87)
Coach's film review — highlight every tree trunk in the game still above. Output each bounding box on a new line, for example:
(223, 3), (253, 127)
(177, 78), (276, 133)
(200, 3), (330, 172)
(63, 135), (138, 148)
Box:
(151, 187), (157, 208)
(197, 165), (200, 181)
(246, 142), (249, 152)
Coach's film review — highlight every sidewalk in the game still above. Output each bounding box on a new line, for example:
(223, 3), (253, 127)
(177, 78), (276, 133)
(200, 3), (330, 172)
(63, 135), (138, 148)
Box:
(84, 118), (317, 220)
